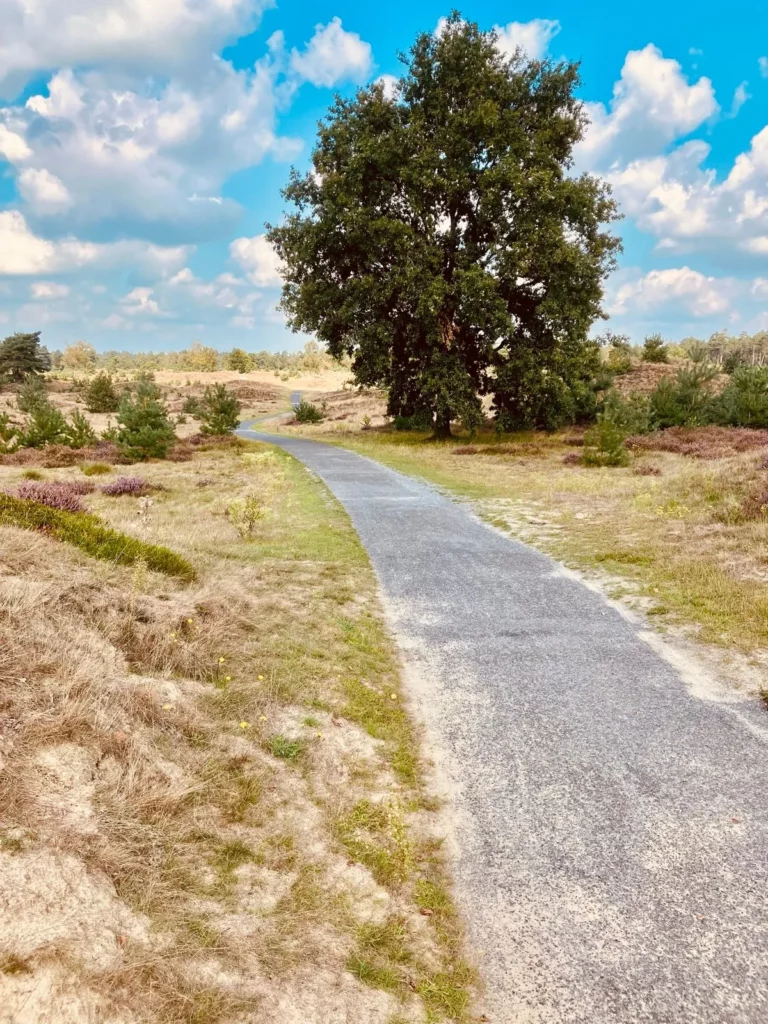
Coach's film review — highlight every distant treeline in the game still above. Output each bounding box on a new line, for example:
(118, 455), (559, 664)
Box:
(47, 340), (342, 375)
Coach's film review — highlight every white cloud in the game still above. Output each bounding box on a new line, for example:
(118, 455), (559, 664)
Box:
(576, 45), (718, 168)
(0, 0), (268, 93)
(0, 123), (30, 160)
(759, 57), (768, 78)
(609, 267), (733, 317)
(30, 280), (69, 299)
(727, 81), (750, 118)
(0, 62), (301, 241)
(752, 278), (768, 298)
(0, 210), (189, 275)
(18, 167), (73, 213)
(230, 234), (283, 286)
(290, 18), (372, 88)
(121, 287), (160, 316)
(494, 19), (561, 61)
(375, 74), (400, 101)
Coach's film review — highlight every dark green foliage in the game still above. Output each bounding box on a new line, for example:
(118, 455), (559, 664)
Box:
(601, 389), (651, 435)
(715, 367), (768, 428)
(66, 409), (98, 448)
(0, 494), (196, 580)
(85, 372), (120, 413)
(116, 376), (176, 460)
(0, 412), (19, 454)
(582, 419), (630, 467)
(199, 384), (242, 435)
(0, 332), (51, 382)
(494, 340), (612, 432)
(18, 401), (69, 448)
(182, 395), (203, 417)
(226, 348), (252, 373)
(642, 333), (669, 363)
(393, 409), (434, 432)
(293, 399), (324, 423)
(269, 16), (620, 437)
(16, 374), (48, 412)
(649, 361), (718, 428)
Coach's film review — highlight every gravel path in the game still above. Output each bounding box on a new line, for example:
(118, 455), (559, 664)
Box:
(238, 426), (768, 1024)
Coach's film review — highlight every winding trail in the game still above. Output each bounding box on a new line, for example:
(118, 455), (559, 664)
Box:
(238, 425), (768, 1024)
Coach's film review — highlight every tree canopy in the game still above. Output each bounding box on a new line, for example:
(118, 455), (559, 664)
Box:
(269, 15), (621, 434)
(0, 332), (51, 383)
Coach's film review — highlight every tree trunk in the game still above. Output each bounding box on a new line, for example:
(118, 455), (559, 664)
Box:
(432, 410), (453, 439)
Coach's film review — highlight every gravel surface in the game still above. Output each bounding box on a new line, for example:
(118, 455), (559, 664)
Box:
(239, 426), (768, 1024)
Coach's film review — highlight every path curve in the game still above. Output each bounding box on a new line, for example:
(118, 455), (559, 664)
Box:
(238, 426), (768, 1024)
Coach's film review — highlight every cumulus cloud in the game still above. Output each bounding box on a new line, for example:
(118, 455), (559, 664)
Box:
(30, 280), (69, 299)
(0, 0), (268, 94)
(576, 44), (718, 168)
(230, 234), (283, 286)
(760, 57), (768, 78)
(121, 287), (160, 316)
(290, 18), (373, 88)
(494, 19), (561, 60)
(609, 267), (734, 318)
(0, 210), (189, 275)
(0, 62), (301, 243)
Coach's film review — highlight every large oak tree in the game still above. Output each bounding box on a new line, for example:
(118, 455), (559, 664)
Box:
(268, 15), (621, 435)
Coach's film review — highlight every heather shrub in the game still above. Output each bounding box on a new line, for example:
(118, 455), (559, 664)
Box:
(101, 476), (150, 497)
(85, 372), (120, 413)
(199, 383), (242, 435)
(16, 481), (87, 512)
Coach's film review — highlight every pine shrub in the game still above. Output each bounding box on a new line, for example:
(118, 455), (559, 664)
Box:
(199, 384), (242, 435)
(116, 378), (176, 460)
(293, 399), (324, 424)
(85, 372), (120, 413)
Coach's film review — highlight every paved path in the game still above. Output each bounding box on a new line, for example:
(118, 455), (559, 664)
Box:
(238, 426), (768, 1024)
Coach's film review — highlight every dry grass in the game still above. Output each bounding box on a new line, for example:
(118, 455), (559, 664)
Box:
(0, 443), (476, 1023)
(280, 401), (768, 667)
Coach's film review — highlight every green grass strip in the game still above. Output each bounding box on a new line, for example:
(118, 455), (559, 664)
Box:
(0, 493), (196, 581)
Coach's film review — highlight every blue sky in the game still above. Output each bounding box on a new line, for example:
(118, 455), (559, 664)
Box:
(0, 1), (766, 352)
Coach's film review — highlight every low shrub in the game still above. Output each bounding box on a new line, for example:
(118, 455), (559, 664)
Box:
(739, 485), (768, 522)
(641, 334), (669, 364)
(66, 409), (98, 449)
(649, 355), (718, 428)
(182, 395), (203, 417)
(14, 480), (93, 512)
(18, 401), (69, 447)
(116, 378), (176, 460)
(16, 374), (48, 413)
(601, 390), (651, 435)
(0, 493), (196, 579)
(582, 420), (630, 467)
(562, 451), (583, 465)
(81, 462), (112, 476)
(101, 476), (151, 497)
(626, 426), (768, 459)
(85, 372), (120, 413)
(632, 463), (662, 476)
(225, 493), (265, 539)
(293, 399), (324, 424)
(0, 412), (19, 454)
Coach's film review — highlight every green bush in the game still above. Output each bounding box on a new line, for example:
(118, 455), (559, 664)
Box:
(85, 372), (120, 413)
(601, 390), (652, 435)
(582, 420), (630, 467)
(715, 367), (768, 428)
(0, 493), (195, 580)
(649, 361), (718, 428)
(199, 383), (242, 435)
(0, 412), (19, 454)
(18, 401), (69, 447)
(116, 377), (176, 460)
(16, 374), (48, 413)
(66, 409), (98, 449)
(641, 333), (669, 363)
(293, 399), (324, 424)
(182, 395), (203, 417)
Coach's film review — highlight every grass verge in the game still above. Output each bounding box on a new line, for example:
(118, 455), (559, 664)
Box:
(0, 441), (476, 1024)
